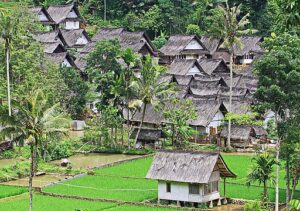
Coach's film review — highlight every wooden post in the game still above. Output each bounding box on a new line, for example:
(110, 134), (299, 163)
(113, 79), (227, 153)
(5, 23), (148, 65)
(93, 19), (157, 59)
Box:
(177, 201), (180, 207)
(223, 177), (226, 197)
(157, 198), (160, 205)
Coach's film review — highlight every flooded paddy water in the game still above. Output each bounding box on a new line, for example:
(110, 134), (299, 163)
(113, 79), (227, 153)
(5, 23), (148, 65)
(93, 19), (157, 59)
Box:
(51, 153), (141, 169)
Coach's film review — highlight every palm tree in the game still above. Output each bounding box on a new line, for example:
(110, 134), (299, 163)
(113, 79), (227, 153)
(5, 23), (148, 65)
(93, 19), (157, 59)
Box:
(218, 1), (252, 148)
(246, 152), (276, 202)
(0, 90), (70, 211)
(0, 9), (14, 116)
(131, 55), (174, 147)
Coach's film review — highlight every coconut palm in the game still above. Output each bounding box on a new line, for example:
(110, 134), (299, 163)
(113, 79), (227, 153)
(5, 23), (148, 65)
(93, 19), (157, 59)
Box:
(0, 9), (14, 116)
(131, 55), (174, 147)
(217, 1), (252, 148)
(246, 152), (276, 202)
(0, 90), (70, 211)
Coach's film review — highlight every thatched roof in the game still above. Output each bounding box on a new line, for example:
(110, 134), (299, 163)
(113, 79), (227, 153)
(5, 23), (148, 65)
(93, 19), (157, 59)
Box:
(45, 52), (77, 68)
(174, 75), (193, 86)
(34, 30), (67, 46)
(47, 3), (80, 24)
(223, 100), (251, 115)
(252, 126), (267, 137)
(92, 28), (157, 56)
(92, 27), (125, 41)
(160, 35), (208, 56)
(131, 127), (162, 141)
(200, 36), (221, 54)
(61, 29), (90, 47)
(199, 58), (230, 75)
(189, 99), (226, 126)
(190, 75), (227, 89)
(233, 36), (263, 56)
(189, 87), (220, 98)
(130, 104), (164, 125)
(146, 151), (236, 183)
(29, 6), (54, 24)
(167, 59), (206, 76)
(74, 53), (86, 71)
(43, 42), (66, 53)
(220, 124), (255, 141)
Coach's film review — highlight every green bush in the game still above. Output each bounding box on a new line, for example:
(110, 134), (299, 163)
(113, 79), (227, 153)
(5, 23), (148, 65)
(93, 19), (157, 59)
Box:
(244, 201), (262, 211)
(48, 140), (74, 160)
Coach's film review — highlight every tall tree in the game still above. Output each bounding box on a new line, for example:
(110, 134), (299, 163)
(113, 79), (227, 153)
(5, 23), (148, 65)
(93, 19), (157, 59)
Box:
(217, 1), (251, 148)
(255, 33), (300, 210)
(0, 90), (70, 211)
(131, 55), (174, 146)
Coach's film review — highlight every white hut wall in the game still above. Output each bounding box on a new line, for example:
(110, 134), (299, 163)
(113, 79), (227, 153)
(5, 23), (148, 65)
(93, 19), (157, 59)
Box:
(206, 110), (224, 135)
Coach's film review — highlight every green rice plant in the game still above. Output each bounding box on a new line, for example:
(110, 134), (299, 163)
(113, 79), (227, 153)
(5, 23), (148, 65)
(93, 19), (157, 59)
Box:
(0, 185), (27, 198)
(44, 175), (157, 202)
(95, 157), (153, 178)
(0, 194), (117, 211)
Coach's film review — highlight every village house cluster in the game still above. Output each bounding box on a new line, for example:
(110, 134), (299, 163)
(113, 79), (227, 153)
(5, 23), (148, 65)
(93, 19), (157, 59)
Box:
(30, 3), (270, 149)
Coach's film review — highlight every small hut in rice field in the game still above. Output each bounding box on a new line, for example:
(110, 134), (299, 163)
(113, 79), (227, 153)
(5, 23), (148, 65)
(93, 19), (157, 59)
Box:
(146, 151), (236, 207)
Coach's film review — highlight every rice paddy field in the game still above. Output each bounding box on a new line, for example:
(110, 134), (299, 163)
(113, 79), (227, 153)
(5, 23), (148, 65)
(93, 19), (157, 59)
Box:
(0, 194), (174, 211)
(0, 154), (299, 210)
(43, 155), (300, 203)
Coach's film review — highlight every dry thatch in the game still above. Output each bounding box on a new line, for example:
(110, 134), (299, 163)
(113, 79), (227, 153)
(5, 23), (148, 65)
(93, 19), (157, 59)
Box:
(131, 127), (162, 141)
(220, 124), (255, 141)
(130, 104), (164, 125)
(160, 35), (208, 56)
(146, 151), (236, 183)
(200, 36), (221, 54)
(29, 6), (54, 25)
(233, 36), (263, 56)
(61, 29), (90, 48)
(190, 75), (227, 89)
(45, 52), (77, 68)
(174, 75), (193, 86)
(43, 42), (66, 53)
(92, 28), (157, 56)
(199, 58), (230, 75)
(167, 59), (206, 76)
(34, 30), (67, 46)
(189, 99), (225, 126)
(222, 100), (251, 115)
(47, 3), (80, 24)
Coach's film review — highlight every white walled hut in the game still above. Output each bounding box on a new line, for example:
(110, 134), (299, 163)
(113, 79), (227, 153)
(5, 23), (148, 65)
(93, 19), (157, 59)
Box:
(146, 151), (236, 206)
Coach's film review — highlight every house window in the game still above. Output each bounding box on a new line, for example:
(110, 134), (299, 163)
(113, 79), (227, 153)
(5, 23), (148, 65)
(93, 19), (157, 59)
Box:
(189, 183), (200, 195)
(166, 182), (171, 193)
(211, 181), (219, 192)
(203, 181), (219, 195)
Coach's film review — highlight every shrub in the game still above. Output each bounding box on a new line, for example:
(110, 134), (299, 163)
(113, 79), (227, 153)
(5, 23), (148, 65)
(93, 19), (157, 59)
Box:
(244, 201), (262, 211)
(48, 140), (74, 160)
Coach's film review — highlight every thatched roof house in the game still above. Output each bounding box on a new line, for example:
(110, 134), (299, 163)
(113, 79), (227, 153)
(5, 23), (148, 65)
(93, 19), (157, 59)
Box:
(159, 35), (209, 64)
(220, 124), (256, 148)
(233, 36), (263, 56)
(200, 37), (221, 55)
(189, 99), (226, 135)
(190, 75), (227, 89)
(45, 52), (77, 68)
(34, 30), (67, 46)
(61, 29), (90, 48)
(167, 59), (207, 76)
(92, 28), (157, 56)
(146, 151), (235, 204)
(47, 4), (81, 29)
(29, 6), (55, 26)
(198, 58), (230, 76)
(173, 75), (193, 86)
(43, 42), (66, 54)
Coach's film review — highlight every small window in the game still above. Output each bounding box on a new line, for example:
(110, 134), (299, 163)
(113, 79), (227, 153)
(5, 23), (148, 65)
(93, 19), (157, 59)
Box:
(189, 183), (200, 195)
(203, 183), (210, 195)
(211, 181), (219, 192)
(166, 182), (171, 193)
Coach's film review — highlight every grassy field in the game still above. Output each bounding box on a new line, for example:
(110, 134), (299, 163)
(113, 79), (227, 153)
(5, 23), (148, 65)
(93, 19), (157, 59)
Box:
(43, 155), (300, 203)
(0, 194), (174, 211)
(0, 185), (27, 199)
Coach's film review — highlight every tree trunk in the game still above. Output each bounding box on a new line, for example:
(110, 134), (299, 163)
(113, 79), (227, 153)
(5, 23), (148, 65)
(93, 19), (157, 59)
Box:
(275, 139), (280, 211)
(286, 159), (290, 208)
(104, 0), (107, 21)
(115, 127), (118, 145)
(6, 39), (11, 117)
(291, 174), (298, 200)
(263, 180), (268, 202)
(121, 124), (124, 146)
(134, 103), (147, 147)
(227, 51), (233, 148)
(29, 146), (34, 211)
